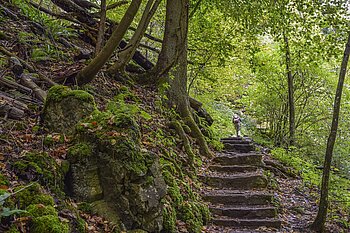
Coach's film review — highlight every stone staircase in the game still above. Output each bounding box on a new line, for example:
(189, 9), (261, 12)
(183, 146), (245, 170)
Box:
(200, 137), (281, 230)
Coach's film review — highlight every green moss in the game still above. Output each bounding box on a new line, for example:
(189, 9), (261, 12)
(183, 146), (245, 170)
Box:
(14, 183), (54, 208)
(162, 202), (177, 233)
(115, 86), (140, 103)
(75, 99), (154, 176)
(46, 85), (95, 103)
(43, 135), (54, 146)
(78, 202), (92, 213)
(11, 152), (65, 196)
(178, 202), (203, 233)
(26, 204), (57, 217)
(32, 125), (40, 133)
(67, 143), (93, 163)
(31, 215), (69, 233)
(0, 173), (9, 186)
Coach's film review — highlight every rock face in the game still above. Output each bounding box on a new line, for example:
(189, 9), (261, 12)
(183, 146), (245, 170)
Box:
(42, 85), (97, 134)
(62, 94), (167, 232)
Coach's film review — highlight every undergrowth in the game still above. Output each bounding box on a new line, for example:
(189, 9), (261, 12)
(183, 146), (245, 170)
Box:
(271, 147), (350, 228)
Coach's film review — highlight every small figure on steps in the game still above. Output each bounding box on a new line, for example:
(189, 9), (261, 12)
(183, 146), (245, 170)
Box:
(232, 113), (241, 137)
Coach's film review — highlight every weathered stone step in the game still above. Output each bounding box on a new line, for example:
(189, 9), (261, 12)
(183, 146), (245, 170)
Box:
(209, 165), (258, 173)
(210, 205), (278, 219)
(221, 137), (252, 141)
(202, 190), (274, 206)
(224, 143), (255, 153)
(199, 173), (267, 189)
(212, 218), (282, 228)
(213, 153), (263, 166)
(221, 139), (251, 145)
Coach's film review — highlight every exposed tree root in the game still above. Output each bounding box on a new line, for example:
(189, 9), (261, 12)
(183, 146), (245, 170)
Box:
(169, 120), (195, 168)
(182, 115), (213, 158)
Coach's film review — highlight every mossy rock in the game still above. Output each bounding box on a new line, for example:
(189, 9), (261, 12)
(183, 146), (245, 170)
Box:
(43, 85), (97, 135)
(65, 94), (167, 232)
(13, 183), (54, 209)
(11, 152), (65, 196)
(31, 215), (69, 233)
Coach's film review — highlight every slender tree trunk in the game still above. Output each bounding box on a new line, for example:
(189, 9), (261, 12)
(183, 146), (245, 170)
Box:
(108, 0), (161, 74)
(75, 0), (142, 86)
(310, 32), (350, 233)
(156, 0), (212, 157)
(284, 34), (295, 146)
(95, 0), (107, 54)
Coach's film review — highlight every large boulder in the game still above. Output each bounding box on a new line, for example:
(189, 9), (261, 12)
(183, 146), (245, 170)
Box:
(66, 98), (167, 232)
(42, 85), (96, 134)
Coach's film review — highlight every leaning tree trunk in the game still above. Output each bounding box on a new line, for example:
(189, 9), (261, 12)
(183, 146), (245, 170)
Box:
(95, 0), (107, 54)
(310, 32), (350, 233)
(107, 0), (161, 74)
(157, 0), (212, 157)
(284, 34), (295, 146)
(75, 0), (142, 86)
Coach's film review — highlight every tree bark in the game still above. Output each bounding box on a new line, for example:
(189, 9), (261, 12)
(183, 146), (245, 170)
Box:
(310, 32), (350, 233)
(75, 0), (142, 86)
(107, 0), (161, 73)
(284, 34), (295, 146)
(95, 0), (107, 54)
(157, 0), (212, 157)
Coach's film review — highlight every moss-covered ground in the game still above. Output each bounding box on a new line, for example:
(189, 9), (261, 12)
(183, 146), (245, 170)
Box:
(0, 2), (214, 232)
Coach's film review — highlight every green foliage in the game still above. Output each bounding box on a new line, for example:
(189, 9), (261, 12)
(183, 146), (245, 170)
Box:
(12, 0), (75, 39)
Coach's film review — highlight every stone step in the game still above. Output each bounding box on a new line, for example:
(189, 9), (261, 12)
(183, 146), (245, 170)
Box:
(210, 205), (278, 219)
(212, 218), (282, 228)
(221, 138), (252, 145)
(213, 153), (263, 166)
(209, 165), (258, 173)
(202, 190), (274, 206)
(224, 143), (255, 153)
(221, 137), (252, 141)
(199, 173), (267, 189)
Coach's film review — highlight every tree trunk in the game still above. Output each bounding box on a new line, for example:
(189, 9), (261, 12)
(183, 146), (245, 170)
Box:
(75, 0), (142, 86)
(310, 32), (350, 233)
(157, 0), (212, 157)
(108, 0), (161, 73)
(95, 0), (107, 54)
(284, 34), (295, 146)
